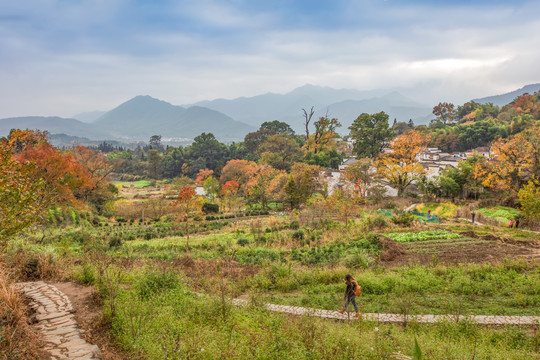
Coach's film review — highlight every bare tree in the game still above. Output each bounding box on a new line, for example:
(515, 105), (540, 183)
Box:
(302, 106), (315, 142)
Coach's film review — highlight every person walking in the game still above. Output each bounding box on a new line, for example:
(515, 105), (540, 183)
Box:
(471, 212), (476, 224)
(509, 219), (514, 228)
(515, 219), (520, 228)
(338, 274), (361, 318)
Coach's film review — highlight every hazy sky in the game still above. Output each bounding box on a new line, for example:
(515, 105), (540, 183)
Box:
(1, 0), (539, 118)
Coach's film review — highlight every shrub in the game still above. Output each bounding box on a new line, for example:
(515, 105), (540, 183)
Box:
(391, 212), (414, 226)
(289, 220), (300, 230)
(237, 238), (250, 247)
(372, 214), (388, 229)
(202, 202), (220, 214)
(109, 236), (123, 248)
(341, 249), (375, 268)
(292, 230), (305, 241)
(135, 270), (181, 299)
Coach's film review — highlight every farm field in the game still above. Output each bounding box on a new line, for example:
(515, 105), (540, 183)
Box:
(7, 192), (540, 359)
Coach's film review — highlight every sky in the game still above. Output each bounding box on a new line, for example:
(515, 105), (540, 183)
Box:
(1, 0), (539, 118)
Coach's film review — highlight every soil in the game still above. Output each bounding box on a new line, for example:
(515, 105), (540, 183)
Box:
(52, 282), (132, 360)
(379, 237), (406, 261)
(169, 256), (260, 288)
(380, 233), (540, 267)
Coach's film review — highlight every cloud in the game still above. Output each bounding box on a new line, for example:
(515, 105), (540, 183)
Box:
(0, 0), (540, 117)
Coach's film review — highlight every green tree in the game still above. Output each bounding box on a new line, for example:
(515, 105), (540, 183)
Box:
(187, 133), (229, 174)
(518, 181), (540, 221)
(260, 120), (295, 135)
(257, 134), (303, 171)
(349, 112), (394, 158)
(147, 149), (162, 179)
(203, 176), (220, 200)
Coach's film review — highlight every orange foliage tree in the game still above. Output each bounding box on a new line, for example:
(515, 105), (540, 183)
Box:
(171, 186), (203, 251)
(195, 169), (214, 186)
(474, 133), (538, 195)
(343, 158), (373, 198)
(376, 130), (428, 196)
(0, 144), (48, 247)
(244, 164), (281, 209)
(220, 159), (257, 189)
(70, 146), (115, 207)
(221, 180), (240, 212)
(9, 131), (91, 208)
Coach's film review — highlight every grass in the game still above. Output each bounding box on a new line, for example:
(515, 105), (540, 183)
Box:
(99, 267), (539, 359)
(244, 261), (540, 316)
(113, 180), (154, 188)
(0, 263), (42, 358)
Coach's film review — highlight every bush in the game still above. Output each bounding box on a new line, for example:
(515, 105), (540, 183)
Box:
(391, 212), (414, 226)
(372, 214), (388, 229)
(341, 249), (375, 268)
(109, 236), (123, 248)
(292, 230), (305, 241)
(289, 220), (300, 230)
(237, 238), (250, 247)
(202, 202), (220, 214)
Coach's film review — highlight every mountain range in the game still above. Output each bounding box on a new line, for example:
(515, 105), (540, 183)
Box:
(192, 84), (433, 133)
(473, 83), (540, 106)
(1, 83), (538, 144)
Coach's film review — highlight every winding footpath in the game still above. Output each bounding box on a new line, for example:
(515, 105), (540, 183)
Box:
(232, 299), (540, 326)
(16, 282), (539, 359)
(15, 281), (102, 360)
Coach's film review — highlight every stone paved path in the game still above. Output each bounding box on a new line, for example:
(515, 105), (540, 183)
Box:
(16, 281), (102, 360)
(232, 299), (540, 326)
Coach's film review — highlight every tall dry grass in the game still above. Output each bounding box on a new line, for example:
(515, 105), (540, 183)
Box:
(0, 259), (42, 359)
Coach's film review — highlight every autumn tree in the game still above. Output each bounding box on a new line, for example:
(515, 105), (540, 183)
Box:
(171, 186), (203, 251)
(343, 158), (373, 198)
(305, 115), (341, 153)
(432, 102), (457, 124)
(220, 159), (257, 190)
(10, 134), (91, 208)
(244, 165), (281, 209)
(0, 144), (48, 248)
(221, 180), (240, 212)
(195, 169), (214, 186)
(518, 181), (540, 221)
(349, 112), (394, 158)
(376, 130), (428, 196)
(327, 188), (359, 229)
(70, 146), (116, 209)
(475, 133), (538, 195)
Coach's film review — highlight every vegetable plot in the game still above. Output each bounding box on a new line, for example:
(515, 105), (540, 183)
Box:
(384, 230), (461, 243)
